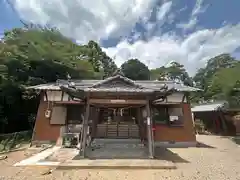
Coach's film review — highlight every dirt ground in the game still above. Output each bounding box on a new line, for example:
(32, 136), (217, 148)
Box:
(0, 135), (239, 180)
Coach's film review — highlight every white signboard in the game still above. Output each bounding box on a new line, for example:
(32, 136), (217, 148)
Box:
(110, 99), (126, 103)
(147, 117), (150, 125)
(169, 116), (179, 122)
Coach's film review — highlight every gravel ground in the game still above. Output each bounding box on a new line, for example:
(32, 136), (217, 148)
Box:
(0, 135), (239, 180)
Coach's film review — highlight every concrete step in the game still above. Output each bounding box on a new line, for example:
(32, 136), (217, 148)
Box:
(17, 159), (177, 170)
(56, 159), (177, 169)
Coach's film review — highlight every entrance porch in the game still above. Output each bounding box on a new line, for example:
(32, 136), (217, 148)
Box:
(59, 73), (168, 159)
(79, 97), (154, 159)
(28, 70), (198, 161)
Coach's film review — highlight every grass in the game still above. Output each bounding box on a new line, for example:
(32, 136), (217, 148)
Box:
(0, 131), (32, 152)
(232, 137), (240, 145)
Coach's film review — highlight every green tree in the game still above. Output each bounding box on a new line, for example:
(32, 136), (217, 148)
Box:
(0, 27), (117, 133)
(121, 59), (150, 80)
(150, 62), (193, 86)
(193, 54), (237, 90)
(84, 41), (117, 78)
(206, 63), (240, 101)
(193, 54), (240, 104)
(150, 66), (167, 80)
(227, 80), (240, 108)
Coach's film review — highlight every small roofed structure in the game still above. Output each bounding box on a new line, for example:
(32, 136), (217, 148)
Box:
(191, 101), (229, 112)
(191, 101), (229, 135)
(28, 72), (200, 159)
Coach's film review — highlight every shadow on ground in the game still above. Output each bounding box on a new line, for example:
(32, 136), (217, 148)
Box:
(154, 147), (189, 163)
(196, 142), (216, 148)
(73, 147), (189, 163)
(72, 146), (149, 160)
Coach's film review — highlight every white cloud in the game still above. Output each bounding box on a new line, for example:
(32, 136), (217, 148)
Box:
(177, 0), (208, 31)
(140, 1), (173, 39)
(104, 24), (240, 75)
(192, 0), (205, 16)
(11, 0), (157, 43)
(9, 0), (240, 75)
(156, 1), (172, 21)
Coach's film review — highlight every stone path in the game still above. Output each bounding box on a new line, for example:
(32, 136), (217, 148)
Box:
(14, 146), (60, 166)
(13, 139), (175, 169)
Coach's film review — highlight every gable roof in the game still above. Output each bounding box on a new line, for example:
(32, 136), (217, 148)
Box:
(91, 74), (142, 89)
(26, 74), (201, 92)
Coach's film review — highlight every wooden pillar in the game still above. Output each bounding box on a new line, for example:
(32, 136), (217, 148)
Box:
(219, 111), (228, 134)
(79, 95), (90, 157)
(146, 100), (154, 158)
(91, 107), (99, 139)
(137, 107), (144, 142)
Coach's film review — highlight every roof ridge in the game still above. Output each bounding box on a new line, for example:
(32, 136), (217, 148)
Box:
(91, 75), (146, 89)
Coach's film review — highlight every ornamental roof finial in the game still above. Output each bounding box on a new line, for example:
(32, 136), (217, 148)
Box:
(112, 68), (125, 76)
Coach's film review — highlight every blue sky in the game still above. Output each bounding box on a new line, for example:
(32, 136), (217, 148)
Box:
(1, 0), (240, 75)
(0, 1), (20, 34)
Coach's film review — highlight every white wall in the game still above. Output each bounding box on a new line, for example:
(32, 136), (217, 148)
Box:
(44, 90), (69, 101)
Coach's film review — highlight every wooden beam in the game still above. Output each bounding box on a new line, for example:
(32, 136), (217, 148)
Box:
(153, 102), (181, 105)
(55, 101), (84, 104)
(89, 99), (147, 104)
(146, 99), (154, 158)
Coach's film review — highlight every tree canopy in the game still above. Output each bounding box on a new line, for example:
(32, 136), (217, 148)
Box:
(121, 59), (150, 80)
(150, 62), (193, 86)
(0, 27), (117, 133)
(192, 54), (240, 104)
(0, 27), (240, 134)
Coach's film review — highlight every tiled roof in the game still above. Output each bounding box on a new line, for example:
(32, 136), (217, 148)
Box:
(83, 87), (155, 93)
(191, 102), (228, 112)
(27, 77), (201, 92)
(91, 75), (143, 89)
(135, 81), (200, 92)
(26, 83), (60, 90)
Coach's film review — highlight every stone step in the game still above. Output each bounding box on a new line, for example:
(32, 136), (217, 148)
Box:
(26, 159), (176, 170)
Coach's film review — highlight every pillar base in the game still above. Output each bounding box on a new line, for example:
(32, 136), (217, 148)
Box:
(56, 137), (63, 146)
(148, 155), (154, 159)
